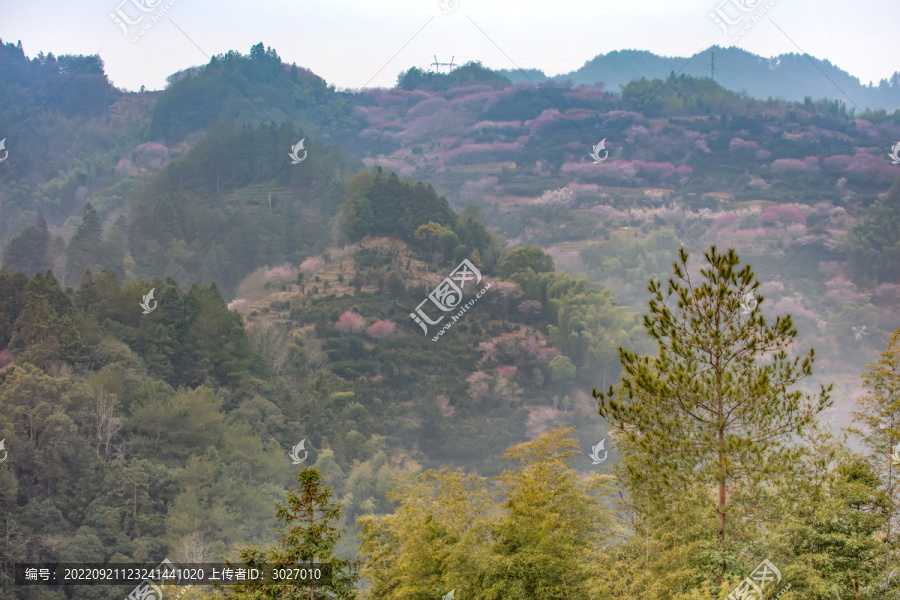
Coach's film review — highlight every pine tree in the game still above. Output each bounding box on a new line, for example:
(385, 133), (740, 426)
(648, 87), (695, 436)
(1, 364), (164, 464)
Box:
(2, 215), (51, 276)
(593, 246), (832, 577)
(220, 467), (359, 600)
(848, 328), (900, 587)
(774, 425), (889, 600)
(66, 201), (106, 285)
(851, 328), (900, 501)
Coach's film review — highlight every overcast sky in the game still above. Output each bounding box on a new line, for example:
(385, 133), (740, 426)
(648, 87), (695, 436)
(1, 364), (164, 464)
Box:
(0, 0), (896, 92)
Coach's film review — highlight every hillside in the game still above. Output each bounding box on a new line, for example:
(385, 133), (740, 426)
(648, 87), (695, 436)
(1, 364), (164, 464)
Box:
(499, 46), (900, 111)
(2, 37), (900, 600)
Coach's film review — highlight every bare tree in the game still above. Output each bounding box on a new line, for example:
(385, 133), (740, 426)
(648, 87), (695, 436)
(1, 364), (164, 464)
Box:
(39, 533), (69, 562)
(304, 337), (330, 373)
(174, 532), (213, 564)
(249, 323), (293, 385)
(46, 362), (75, 380)
(95, 384), (122, 460)
(1, 516), (32, 572)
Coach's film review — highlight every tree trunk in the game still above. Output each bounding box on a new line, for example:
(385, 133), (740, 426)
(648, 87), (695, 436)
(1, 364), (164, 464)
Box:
(718, 424), (727, 576)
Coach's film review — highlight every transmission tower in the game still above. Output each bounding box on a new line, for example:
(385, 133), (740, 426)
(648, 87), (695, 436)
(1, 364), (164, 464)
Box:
(431, 55), (457, 73)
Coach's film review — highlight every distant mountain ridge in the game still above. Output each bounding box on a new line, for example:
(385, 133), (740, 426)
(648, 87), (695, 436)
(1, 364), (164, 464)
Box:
(498, 46), (900, 112)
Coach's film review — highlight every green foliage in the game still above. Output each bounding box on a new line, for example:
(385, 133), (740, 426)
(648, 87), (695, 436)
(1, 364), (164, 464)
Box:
(497, 245), (555, 279)
(547, 355), (575, 383)
(219, 468), (359, 600)
(0, 39), (118, 122)
(66, 201), (105, 285)
(621, 74), (750, 117)
(776, 435), (889, 600)
(594, 246), (832, 570)
(580, 229), (681, 306)
(396, 61), (511, 92)
(357, 428), (613, 600)
(2, 215), (51, 277)
(123, 120), (355, 296)
(846, 178), (900, 286)
(338, 167), (456, 244)
(1, 35), (899, 598)
(150, 43), (360, 144)
(9, 270), (86, 369)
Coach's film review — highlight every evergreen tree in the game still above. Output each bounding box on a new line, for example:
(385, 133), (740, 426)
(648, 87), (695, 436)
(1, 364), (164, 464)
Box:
(221, 467), (359, 600)
(775, 426), (890, 600)
(851, 328), (900, 508)
(66, 201), (107, 285)
(593, 246), (832, 578)
(2, 215), (51, 276)
(846, 179), (900, 286)
(848, 328), (900, 591)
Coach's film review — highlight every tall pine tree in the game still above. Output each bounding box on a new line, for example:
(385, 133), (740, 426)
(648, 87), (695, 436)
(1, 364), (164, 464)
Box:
(593, 246), (831, 578)
(220, 467), (359, 600)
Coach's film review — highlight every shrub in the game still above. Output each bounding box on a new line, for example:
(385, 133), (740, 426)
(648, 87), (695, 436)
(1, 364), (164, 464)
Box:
(548, 355), (576, 383)
(367, 320), (396, 340)
(335, 311), (366, 334)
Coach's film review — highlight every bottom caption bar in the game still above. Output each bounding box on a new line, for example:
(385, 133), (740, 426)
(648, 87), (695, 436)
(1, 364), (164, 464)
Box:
(15, 563), (333, 586)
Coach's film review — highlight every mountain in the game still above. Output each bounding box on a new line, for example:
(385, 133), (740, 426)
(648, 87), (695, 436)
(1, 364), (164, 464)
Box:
(2, 37), (900, 600)
(499, 46), (900, 111)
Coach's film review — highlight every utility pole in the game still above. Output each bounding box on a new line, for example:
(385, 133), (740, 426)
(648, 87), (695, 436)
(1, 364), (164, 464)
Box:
(710, 51), (716, 82)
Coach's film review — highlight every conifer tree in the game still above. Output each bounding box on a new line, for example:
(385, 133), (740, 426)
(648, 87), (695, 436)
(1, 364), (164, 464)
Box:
(774, 425), (889, 600)
(221, 467), (359, 600)
(593, 246), (831, 575)
(2, 215), (51, 276)
(848, 328), (900, 584)
(851, 328), (900, 494)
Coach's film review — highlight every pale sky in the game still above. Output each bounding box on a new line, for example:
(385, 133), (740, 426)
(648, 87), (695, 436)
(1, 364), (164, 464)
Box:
(0, 0), (896, 92)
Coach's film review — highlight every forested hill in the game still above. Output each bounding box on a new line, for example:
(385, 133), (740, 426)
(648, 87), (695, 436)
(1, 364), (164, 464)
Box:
(499, 46), (900, 111)
(2, 38), (900, 599)
(1, 38), (900, 421)
(1, 39), (899, 401)
(0, 39), (119, 121)
(0, 170), (637, 577)
(148, 43), (361, 145)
